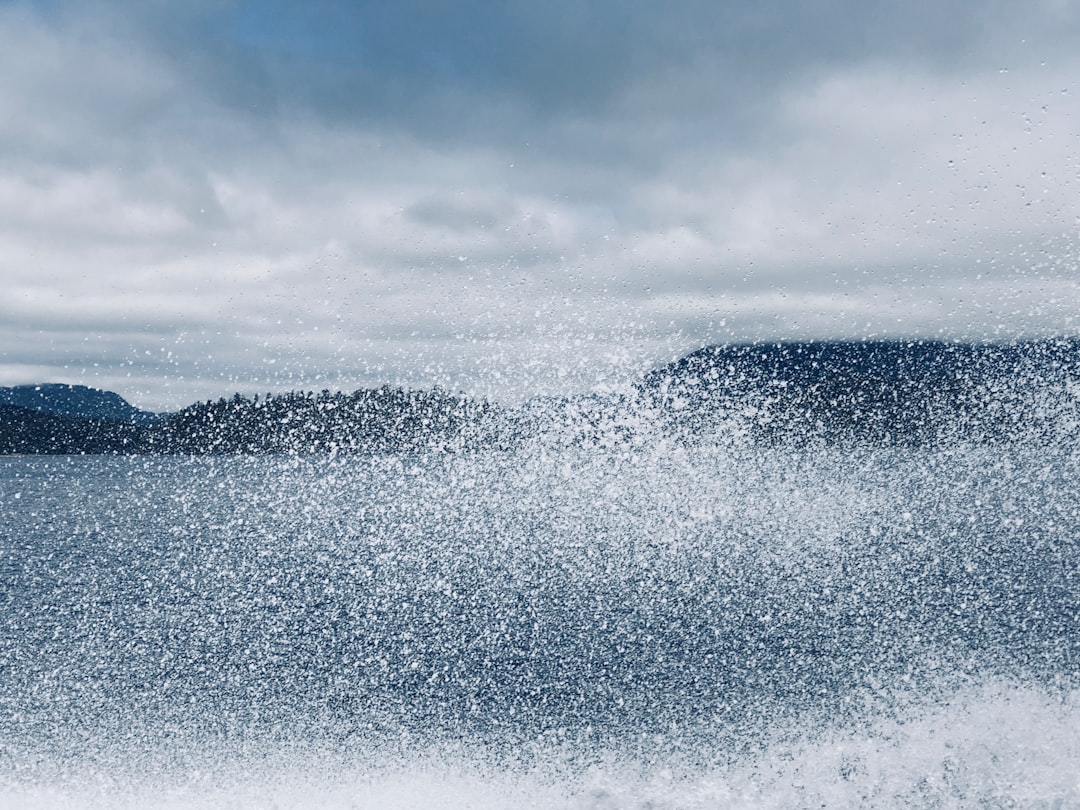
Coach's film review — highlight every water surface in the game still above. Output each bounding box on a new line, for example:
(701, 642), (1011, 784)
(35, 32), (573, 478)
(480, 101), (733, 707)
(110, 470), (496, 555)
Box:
(1, 442), (1077, 807)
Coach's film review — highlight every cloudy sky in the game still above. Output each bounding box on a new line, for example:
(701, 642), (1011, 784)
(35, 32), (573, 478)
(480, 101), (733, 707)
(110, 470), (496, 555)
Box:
(1, 0), (1079, 410)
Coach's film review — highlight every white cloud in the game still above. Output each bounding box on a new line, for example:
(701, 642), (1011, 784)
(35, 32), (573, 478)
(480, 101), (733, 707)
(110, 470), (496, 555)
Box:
(1, 3), (1079, 411)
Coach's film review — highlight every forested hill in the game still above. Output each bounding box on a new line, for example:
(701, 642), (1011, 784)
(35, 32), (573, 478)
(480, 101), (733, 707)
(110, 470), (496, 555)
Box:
(145, 388), (499, 453)
(3, 338), (1079, 454)
(0, 383), (159, 424)
(641, 338), (1080, 445)
(0, 387), (502, 455)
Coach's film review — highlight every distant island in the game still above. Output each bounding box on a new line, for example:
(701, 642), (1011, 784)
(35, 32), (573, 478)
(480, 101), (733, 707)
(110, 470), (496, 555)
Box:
(0, 385), (501, 455)
(2, 338), (1078, 454)
(641, 337), (1080, 446)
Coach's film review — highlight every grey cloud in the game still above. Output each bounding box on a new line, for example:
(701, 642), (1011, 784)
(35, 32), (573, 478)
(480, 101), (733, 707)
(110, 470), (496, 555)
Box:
(2, 0), (1080, 409)
(403, 196), (507, 232)
(31, 0), (1069, 146)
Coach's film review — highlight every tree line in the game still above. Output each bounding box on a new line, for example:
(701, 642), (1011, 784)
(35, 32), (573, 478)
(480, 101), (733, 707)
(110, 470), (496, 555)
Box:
(4, 339), (1079, 454)
(0, 386), (504, 455)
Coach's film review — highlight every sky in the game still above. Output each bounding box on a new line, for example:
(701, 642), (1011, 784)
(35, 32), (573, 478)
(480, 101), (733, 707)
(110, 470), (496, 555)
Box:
(1, 0), (1079, 411)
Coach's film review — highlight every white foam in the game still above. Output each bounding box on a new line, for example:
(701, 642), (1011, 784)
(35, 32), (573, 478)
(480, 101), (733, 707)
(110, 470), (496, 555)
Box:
(2, 681), (1076, 809)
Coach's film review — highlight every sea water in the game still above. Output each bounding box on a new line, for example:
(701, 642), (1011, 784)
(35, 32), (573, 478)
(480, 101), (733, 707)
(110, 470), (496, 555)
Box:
(0, 438), (1077, 808)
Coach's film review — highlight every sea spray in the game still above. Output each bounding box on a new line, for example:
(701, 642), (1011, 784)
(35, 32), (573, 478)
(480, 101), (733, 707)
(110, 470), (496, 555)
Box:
(1, 409), (1077, 807)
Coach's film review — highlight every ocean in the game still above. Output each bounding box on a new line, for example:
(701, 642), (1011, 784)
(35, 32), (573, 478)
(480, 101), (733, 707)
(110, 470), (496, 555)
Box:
(1, 435), (1077, 807)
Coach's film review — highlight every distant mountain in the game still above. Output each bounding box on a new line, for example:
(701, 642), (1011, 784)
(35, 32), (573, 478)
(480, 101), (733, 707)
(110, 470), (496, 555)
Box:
(0, 384), (160, 425)
(0, 386), (504, 455)
(0, 404), (144, 454)
(642, 338), (1080, 445)
(144, 388), (500, 454)
(3, 340), (1079, 456)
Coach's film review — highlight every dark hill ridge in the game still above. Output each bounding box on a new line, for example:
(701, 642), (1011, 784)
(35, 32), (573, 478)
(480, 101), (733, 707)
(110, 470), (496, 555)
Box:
(642, 338), (1080, 445)
(0, 386), (502, 455)
(2, 339), (1079, 454)
(0, 384), (160, 425)
(646, 338), (1080, 390)
(0, 404), (144, 454)
(146, 388), (500, 454)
